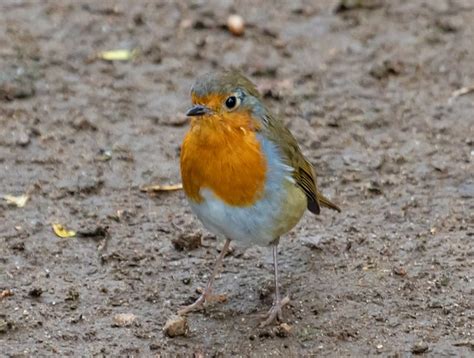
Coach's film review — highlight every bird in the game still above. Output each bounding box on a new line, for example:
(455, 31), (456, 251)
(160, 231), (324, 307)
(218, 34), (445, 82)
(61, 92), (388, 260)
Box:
(178, 70), (340, 326)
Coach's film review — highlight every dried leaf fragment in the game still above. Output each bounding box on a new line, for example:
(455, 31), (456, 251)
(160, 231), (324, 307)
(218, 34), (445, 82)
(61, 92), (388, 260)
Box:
(52, 223), (76, 238)
(448, 84), (474, 104)
(140, 183), (183, 193)
(99, 49), (138, 61)
(3, 194), (29, 208)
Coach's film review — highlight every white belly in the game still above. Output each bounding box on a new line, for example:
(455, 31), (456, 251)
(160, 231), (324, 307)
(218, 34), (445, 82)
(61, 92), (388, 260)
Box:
(187, 135), (307, 246)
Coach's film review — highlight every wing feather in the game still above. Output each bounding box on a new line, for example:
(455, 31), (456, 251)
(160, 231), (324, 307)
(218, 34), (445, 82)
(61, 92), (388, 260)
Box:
(262, 113), (340, 214)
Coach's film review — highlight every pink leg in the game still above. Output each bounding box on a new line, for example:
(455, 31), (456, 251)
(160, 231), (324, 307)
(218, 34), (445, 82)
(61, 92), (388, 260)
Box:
(178, 238), (231, 315)
(260, 244), (290, 327)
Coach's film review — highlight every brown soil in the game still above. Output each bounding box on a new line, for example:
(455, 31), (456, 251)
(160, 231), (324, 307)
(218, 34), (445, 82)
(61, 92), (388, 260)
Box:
(1, 0), (473, 356)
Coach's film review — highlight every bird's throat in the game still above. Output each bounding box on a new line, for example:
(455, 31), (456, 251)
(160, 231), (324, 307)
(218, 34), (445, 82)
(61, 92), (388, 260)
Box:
(180, 121), (266, 206)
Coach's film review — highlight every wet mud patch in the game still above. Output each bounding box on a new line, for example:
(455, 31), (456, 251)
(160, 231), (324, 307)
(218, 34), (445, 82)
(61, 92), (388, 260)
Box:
(1, 0), (473, 356)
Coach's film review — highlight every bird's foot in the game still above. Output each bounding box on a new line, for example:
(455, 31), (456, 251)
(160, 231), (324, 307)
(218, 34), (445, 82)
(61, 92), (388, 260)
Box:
(259, 295), (290, 327)
(178, 289), (227, 316)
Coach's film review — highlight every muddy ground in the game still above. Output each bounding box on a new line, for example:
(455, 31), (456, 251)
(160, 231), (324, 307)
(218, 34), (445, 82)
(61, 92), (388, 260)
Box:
(1, 0), (473, 356)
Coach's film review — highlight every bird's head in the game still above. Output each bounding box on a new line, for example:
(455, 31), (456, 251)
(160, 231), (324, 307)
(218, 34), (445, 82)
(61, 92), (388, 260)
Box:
(186, 70), (267, 130)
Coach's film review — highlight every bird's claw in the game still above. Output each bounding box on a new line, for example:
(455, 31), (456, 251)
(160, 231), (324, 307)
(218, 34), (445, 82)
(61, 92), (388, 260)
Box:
(260, 295), (290, 327)
(178, 290), (227, 316)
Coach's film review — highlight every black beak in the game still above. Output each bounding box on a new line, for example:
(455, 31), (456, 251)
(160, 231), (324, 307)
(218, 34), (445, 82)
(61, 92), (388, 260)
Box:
(186, 104), (210, 117)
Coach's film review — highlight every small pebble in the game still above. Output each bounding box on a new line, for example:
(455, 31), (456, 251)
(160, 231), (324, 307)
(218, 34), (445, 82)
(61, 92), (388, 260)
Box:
(149, 342), (161, 350)
(16, 131), (30, 146)
(163, 315), (188, 337)
(0, 319), (12, 333)
(411, 341), (429, 354)
(393, 266), (407, 276)
(172, 232), (202, 251)
(182, 277), (191, 285)
(28, 287), (43, 297)
(275, 323), (292, 337)
(227, 15), (245, 36)
(112, 313), (137, 327)
(0, 289), (14, 299)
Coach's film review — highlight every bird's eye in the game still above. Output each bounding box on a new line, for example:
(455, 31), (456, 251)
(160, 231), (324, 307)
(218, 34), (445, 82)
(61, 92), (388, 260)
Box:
(225, 95), (240, 110)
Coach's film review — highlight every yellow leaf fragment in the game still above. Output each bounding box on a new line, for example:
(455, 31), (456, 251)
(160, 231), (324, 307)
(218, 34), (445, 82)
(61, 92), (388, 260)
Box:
(52, 223), (76, 238)
(3, 194), (29, 208)
(140, 183), (183, 193)
(99, 49), (137, 61)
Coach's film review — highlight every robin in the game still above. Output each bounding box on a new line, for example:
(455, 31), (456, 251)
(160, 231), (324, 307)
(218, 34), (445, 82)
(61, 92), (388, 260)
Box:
(179, 70), (340, 326)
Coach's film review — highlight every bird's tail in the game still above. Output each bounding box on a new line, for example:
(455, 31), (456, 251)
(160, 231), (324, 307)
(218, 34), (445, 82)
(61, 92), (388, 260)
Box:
(317, 191), (341, 212)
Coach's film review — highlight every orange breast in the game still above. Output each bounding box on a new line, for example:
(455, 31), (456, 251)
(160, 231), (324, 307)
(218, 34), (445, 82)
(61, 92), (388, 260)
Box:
(180, 113), (266, 206)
